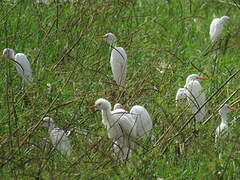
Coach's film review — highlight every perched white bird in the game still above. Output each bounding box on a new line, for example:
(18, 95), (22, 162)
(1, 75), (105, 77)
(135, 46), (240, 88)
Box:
(215, 104), (237, 143)
(0, 48), (33, 84)
(209, 16), (230, 43)
(99, 33), (127, 86)
(42, 117), (72, 156)
(94, 98), (137, 160)
(176, 74), (208, 122)
(114, 103), (153, 138)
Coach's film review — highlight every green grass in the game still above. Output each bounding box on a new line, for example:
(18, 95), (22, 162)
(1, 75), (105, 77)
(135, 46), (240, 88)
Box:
(0, 0), (239, 179)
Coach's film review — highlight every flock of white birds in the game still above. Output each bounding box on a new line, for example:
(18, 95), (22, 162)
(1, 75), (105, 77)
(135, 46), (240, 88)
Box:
(0, 15), (237, 159)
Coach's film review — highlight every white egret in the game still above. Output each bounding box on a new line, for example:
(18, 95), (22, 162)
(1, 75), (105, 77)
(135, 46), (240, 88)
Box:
(94, 98), (137, 160)
(0, 48), (33, 84)
(99, 33), (127, 86)
(215, 104), (237, 143)
(42, 117), (72, 156)
(114, 103), (153, 138)
(176, 74), (208, 122)
(209, 16), (230, 43)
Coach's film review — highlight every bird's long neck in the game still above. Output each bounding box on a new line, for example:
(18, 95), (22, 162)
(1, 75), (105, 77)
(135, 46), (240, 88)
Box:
(109, 42), (117, 49)
(9, 53), (15, 61)
(185, 79), (198, 87)
(48, 123), (55, 133)
(220, 112), (228, 124)
(101, 108), (112, 129)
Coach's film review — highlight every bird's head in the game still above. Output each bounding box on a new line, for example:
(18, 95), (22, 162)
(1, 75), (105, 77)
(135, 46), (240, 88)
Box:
(98, 33), (116, 46)
(220, 16), (230, 24)
(1, 48), (15, 60)
(0, 48), (25, 73)
(94, 98), (111, 110)
(42, 117), (54, 128)
(113, 103), (123, 110)
(219, 104), (237, 115)
(186, 74), (208, 84)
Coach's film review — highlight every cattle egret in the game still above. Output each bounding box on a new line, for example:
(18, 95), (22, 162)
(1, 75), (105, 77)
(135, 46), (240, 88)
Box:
(114, 103), (153, 138)
(99, 33), (127, 86)
(42, 117), (72, 156)
(176, 74), (208, 122)
(215, 104), (237, 143)
(209, 16), (230, 43)
(94, 98), (137, 160)
(0, 48), (33, 84)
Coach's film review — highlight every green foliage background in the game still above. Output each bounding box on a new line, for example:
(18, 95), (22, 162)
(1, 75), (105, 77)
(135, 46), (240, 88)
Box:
(0, 0), (239, 179)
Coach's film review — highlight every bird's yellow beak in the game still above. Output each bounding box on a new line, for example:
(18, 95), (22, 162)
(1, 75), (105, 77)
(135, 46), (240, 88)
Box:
(0, 55), (6, 59)
(90, 104), (97, 109)
(228, 107), (237, 111)
(197, 77), (209, 80)
(98, 36), (107, 40)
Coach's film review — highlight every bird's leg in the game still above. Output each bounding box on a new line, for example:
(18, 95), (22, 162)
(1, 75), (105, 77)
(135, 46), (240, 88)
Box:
(117, 85), (127, 102)
(192, 117), (197, 134)
(212, 39), (222, 75)
(22, 80), (31, 105)
(19, 77), (24, 92)
(117, 86), (124, 99)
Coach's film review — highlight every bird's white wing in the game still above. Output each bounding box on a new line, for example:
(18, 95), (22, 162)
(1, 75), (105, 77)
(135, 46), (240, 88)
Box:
(111, 110), (136, 160)
(130, 105), (152, 137)
(209, 18), (221, 42)
(185, 80), (205, 107)
(50, 128), (71, 156)
(110, 47), (127, 85)
(111, 110), (137, 139)
(113, 140), (132, 160)
(176, 88), (187, 101)
(15, 53), (33, 84)
(215, 123), (228, 143)
(185, 80), (207, 121)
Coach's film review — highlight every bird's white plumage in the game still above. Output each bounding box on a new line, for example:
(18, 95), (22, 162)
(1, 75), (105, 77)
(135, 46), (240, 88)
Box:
(215, 104), (235, 143)
(2, 48), (33, 84)
(185, 78), (206, 122)
(110, 47), (127, 85)
(95, 98), (137, 160)
(130, 105), (152, 138)
(215, 122), (228, 142)
(49, 128), (71, 156)
(101, 33), (128, 86)
(209, 16), (229, 43)
(114, 103), (153, 138)
(113, 103), (123, 110)
(176, 88), (188, 101)
(42, 117), (71, 156)
(209, 18), (220, 43)
(176, 74), (207, 122)
(15, 53), (33, 84)
(110, 108), (137, 140)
